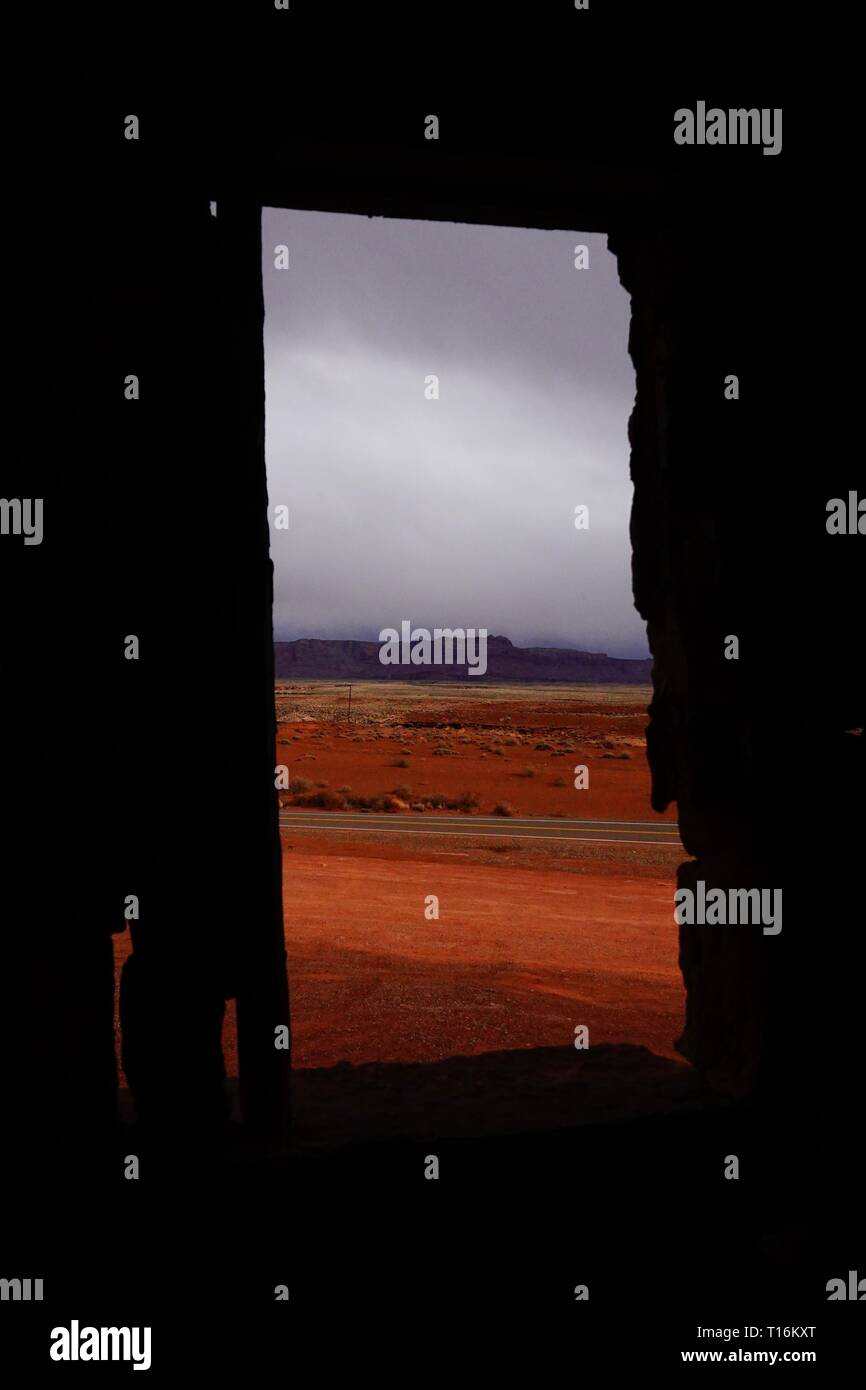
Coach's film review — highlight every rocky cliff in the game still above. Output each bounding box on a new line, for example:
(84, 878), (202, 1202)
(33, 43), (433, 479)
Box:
(273, 635), (653, 683)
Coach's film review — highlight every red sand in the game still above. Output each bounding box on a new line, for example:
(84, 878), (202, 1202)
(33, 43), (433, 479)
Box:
(113, 688), (687, 1110)
(273, 846), (684, 1074)
(275, 695), (674, 823)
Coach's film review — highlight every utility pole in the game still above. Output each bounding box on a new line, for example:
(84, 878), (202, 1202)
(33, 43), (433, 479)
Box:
(335, 683), (353, 722)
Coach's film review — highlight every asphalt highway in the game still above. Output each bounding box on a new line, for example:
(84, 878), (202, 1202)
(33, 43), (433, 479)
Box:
(279, 810), (681, 847)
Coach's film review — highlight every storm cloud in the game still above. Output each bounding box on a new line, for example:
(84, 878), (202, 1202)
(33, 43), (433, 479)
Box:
(262, 206), (647, 658)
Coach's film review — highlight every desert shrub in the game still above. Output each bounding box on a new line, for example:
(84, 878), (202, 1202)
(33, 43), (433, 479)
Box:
(392, 757), (411, 767)
(336, 785), (352, 794)
(503, 736), (519, 747)
(290, 776), (312, 793)
(432, 747), (455, 757)
(448, 790), (480, 813)
(617, 752), (632, 760)
(534, 740), (553, 751)
(291, 789), (346, 810)
(423, 792), (448, 809)
(348, 795), (405, 811)
(493, 801), (515, 816)
(549, 776), (566, 787)
(516, 766), (536, 778)
(392, 784), (413, 800)
(316, 780), (329, 789)
(489, 747), (504, 756)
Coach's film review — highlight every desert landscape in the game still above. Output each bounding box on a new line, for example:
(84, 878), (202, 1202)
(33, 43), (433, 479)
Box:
(114, 680), (698, 1143)
(272, 678), (672, 824)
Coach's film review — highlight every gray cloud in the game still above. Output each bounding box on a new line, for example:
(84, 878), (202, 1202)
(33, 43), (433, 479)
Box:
(263, 207), (647, 658)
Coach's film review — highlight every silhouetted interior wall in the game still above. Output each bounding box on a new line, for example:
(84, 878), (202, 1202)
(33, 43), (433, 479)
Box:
(611, 207), (863, 1113)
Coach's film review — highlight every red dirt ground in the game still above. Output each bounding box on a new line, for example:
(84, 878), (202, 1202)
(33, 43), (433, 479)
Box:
(273, 844), (684, 1070)
(274, 686), (675, 823)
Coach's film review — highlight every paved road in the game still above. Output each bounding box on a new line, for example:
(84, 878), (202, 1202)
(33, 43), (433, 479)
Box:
(279, 810), (682, 847)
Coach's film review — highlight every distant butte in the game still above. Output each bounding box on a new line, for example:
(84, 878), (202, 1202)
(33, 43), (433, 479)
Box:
(273, 636), (652, 684)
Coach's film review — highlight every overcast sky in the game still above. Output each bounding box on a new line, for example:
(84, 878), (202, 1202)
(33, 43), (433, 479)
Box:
(262, 206), (647, 658)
